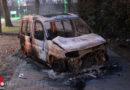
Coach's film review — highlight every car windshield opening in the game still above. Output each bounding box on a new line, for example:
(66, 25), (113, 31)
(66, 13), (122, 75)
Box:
(45, 20), (75, 40)
(73, 19), (91, 34)
(45, 19), (91, 40)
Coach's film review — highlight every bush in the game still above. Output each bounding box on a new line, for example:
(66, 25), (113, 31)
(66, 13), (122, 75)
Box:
(78, 0), (130, 39)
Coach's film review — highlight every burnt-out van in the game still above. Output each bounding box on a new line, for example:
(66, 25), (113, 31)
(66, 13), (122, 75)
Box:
(19, 13), (107, 73)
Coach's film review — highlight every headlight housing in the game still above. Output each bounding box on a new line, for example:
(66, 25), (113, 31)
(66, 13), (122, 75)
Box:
(65, 51), (79, 58)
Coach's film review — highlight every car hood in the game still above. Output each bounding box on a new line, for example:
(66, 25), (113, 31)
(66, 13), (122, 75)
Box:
(52, 33), (106, 52)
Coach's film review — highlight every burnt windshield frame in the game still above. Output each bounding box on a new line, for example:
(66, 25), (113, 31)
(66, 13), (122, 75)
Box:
(44, 19), (75, 39)
(73, 18), (92, 34)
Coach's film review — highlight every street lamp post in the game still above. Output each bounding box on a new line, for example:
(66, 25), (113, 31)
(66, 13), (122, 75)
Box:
(17, 0), (21, 17)
(64, 0), (67, 13)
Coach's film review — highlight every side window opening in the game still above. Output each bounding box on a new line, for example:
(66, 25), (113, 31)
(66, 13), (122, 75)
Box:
(34, 21), (44, 40)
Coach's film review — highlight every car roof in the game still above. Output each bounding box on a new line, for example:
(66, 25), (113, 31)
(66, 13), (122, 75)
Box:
(22, 13), (79, 22)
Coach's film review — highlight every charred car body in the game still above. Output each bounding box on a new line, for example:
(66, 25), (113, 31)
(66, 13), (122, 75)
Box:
(19, 13), (107, 73)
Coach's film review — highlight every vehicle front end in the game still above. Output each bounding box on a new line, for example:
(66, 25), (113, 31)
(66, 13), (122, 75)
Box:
(46, 33), (107, 73)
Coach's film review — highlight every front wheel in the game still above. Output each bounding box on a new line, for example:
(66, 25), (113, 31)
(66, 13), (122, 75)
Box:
(49, 56), (66, 72)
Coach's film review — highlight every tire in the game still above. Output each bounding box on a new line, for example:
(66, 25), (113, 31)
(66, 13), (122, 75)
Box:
(50, 56), (66, 72)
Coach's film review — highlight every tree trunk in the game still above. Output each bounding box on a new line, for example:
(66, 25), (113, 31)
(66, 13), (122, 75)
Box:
(0, 0), (13, 27)
(67, 0), (71, 13)
(35, 0), (40, 14)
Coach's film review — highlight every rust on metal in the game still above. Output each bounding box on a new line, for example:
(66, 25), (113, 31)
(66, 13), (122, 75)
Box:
(19, 13), (107, 73)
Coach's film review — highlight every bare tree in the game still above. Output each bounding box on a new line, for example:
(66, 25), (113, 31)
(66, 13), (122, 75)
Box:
(0, 0), (13, 27)
(35, 0), (40, 14)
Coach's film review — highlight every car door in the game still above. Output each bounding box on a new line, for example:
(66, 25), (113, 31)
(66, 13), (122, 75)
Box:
(31, 20), (46, 61)
(20, 20), (32, 54)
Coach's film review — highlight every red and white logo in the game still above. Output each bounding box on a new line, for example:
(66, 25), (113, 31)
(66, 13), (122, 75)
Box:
(0, 77), (6, 87)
